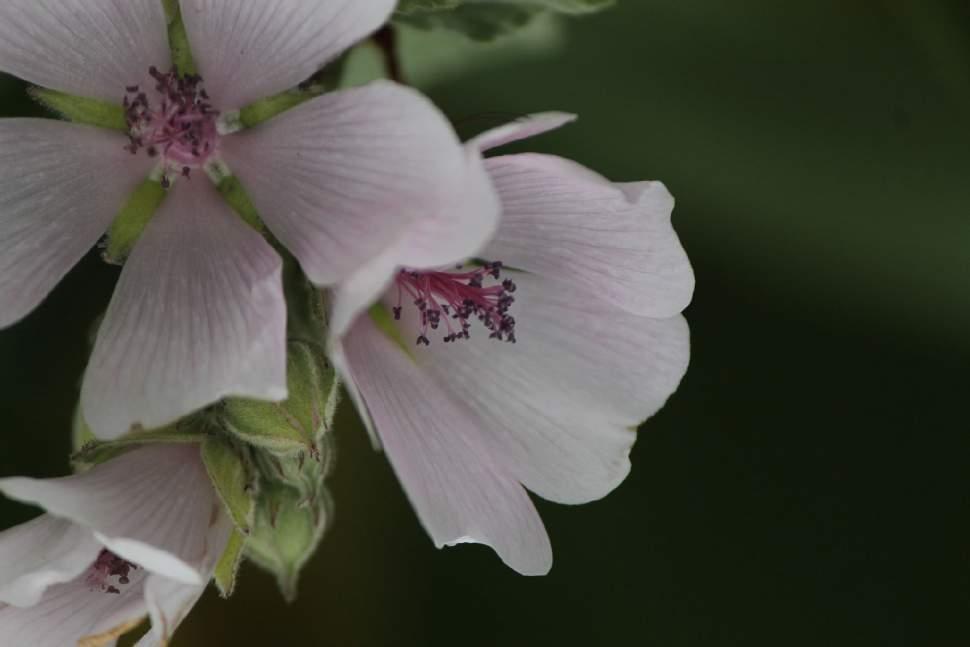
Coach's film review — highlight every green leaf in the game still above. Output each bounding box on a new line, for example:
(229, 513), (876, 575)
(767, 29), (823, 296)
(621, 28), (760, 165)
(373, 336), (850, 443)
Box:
(214, 528), (247, 598)
(530, 0), (615, 13)
(202, 436), (256, 535)
(396, 0), (614, 40)
(102, 179), (167, 265)
(28, 87), (127, 131)
(398, 0), (614, 14)
(399, 4), (542, 41)
(396, 0), (461, 15)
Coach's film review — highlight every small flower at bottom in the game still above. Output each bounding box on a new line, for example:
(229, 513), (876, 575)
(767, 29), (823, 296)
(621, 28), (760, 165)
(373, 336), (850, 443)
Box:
(326, 114), (695, 575)
(0, 444), (232, 646)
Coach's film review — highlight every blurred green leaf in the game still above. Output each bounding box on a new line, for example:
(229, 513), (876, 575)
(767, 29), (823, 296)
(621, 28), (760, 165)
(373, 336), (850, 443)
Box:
(398, 0), (614, 17)
(398, 4), (542, 41)
(396, 0), (613, 41)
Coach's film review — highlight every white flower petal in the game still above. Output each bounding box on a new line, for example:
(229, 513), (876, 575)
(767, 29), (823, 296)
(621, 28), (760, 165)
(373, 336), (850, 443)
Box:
(483, 154), (695, 318)
(342, 316), (552, 576)
(469, 112), (577, 152)
(0, 120), (155, 328)
(81, 180), (287, 440)
(0, 0), (169, 102)
(137, 511), (232, 647)
(180, 0), (396, 109)
(397, 272), (691, 504)
(0, 562), (148, 647)
(0, 445), (217, 585)
(222, 81), (495, 287)
(0, 515), (101, 608)
(328, 143), (499, 340)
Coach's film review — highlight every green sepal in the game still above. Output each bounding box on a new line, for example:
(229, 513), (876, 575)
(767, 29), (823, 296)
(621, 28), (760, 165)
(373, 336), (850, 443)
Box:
(209, 167), (264, 232)
(221, 340), (339, 456)
(238, 55), (348, 129)
(28, 87), (127, 131)
(166, 1), (197, 75)
(103, 180), (167, 265)
(162, 0), (179, 22)
(214, 528), (247, 598)
(245, 480), (332, 602)
(201, 436), (257, 535)
(72, 424), (205, 470)
(238, 91), (311, 129)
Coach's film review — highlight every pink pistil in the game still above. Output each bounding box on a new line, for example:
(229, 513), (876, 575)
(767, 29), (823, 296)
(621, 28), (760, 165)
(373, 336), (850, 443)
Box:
(123, 66), (219, 188)
(393, 261), (517, 346)
(85, 549), (138, 595)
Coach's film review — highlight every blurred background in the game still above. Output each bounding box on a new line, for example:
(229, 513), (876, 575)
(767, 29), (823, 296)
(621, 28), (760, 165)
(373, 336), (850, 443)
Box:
(1, 0), (969, 645)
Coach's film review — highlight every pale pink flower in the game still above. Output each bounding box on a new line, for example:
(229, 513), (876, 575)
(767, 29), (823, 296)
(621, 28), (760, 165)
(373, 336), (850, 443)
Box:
(328, 114), (695, 575)
(0, 0), (498, 439)
(0, 444), (230, 646)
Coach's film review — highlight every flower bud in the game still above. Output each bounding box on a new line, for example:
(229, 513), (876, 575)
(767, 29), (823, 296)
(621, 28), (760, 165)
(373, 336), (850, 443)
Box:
(221, 340), (339, 457)
(245, 479), (332, 602)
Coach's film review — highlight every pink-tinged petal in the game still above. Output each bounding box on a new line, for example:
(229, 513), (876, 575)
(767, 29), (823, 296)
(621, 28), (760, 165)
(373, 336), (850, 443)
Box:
(397, 272), (690, 505)
(0, 564), (148, 647)
(0, 515), (101, 608)
(81, 180), (287, 440)
(469, 112), (577, 152)
(137, 511), (232, 647)
(0, 120), (155, 329)
(328, 144), (500, 340)
(222, 81), (493, 287)
(180, 0), (396, 109)
(0, 0), (169, 102)
(342, 316), (552, 575)
(0, 445), (216, 585)
(483, 154), (695, 318)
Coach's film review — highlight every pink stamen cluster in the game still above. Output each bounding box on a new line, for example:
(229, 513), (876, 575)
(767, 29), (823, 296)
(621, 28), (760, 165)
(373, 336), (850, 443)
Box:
(124, 66), (219, 188)
(393, 261), (517, 346)
(86, 549), (138, 595)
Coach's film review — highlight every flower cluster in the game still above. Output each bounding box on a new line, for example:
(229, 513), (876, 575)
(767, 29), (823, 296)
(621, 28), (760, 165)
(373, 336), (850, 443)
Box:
(0, 0), (694, 643)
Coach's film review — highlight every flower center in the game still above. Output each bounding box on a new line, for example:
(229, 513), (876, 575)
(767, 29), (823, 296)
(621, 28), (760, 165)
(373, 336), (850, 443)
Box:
(124, 66), (219, 187)
(393, 261), (517, 345)
(86, 549), (138, 595)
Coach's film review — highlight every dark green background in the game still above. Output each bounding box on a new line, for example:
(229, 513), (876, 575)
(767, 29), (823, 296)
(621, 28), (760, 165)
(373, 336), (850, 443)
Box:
(1, 1), (969, 645)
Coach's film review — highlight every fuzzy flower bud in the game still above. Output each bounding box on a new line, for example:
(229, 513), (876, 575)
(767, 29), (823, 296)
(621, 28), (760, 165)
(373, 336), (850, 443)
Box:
(221, 340), (339, 458)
